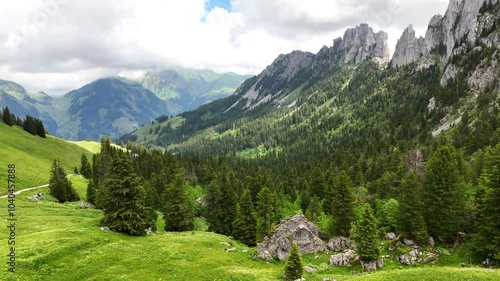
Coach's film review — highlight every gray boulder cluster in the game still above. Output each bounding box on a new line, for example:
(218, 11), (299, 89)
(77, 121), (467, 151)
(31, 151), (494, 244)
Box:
(256, 214), (384, 271)
(256, 214), (443, 270)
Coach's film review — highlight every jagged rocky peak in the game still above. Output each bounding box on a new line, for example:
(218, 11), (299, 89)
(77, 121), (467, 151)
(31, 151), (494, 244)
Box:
(333, 23), (391, 64)
(393, 0), (498, 68)
(391, 25), (428, 68)
(260, 50), (315, 80)
(425, 0), (489, 58)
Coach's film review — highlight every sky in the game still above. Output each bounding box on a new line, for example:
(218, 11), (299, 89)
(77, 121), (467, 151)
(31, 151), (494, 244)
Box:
(0, 0), (450, 96)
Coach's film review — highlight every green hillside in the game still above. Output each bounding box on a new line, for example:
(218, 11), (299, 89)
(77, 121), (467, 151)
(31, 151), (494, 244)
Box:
(1, 186), (499, 281)
(0, 122), (93, 195)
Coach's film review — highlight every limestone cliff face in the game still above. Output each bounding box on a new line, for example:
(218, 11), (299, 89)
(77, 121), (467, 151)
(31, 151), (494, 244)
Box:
(335, 23), (391, 65)
(231, 23), (390, 111)
(391, 25), (428, 68)
(392, 0), (499, 68)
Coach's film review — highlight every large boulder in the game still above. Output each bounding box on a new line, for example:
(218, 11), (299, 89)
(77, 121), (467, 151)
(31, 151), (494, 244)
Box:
(257, 214), (326, 260)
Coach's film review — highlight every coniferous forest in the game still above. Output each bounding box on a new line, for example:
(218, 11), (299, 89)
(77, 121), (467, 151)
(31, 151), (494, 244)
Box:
(94, 39), (500, 267)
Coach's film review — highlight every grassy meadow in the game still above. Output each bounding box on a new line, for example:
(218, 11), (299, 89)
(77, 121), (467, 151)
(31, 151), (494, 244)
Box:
(1, 181), (499, 280)
(0, 123), (93, 196)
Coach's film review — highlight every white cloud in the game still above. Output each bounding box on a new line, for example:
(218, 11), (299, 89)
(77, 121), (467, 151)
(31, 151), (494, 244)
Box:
(0, 0), (449, 95)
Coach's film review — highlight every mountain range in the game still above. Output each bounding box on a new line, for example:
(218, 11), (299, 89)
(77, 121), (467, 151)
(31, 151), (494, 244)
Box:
(0, 69), (249, 140)
(121, 0), (499, 156)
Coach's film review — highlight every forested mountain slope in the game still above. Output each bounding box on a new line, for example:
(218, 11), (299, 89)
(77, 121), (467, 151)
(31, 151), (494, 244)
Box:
(121, 0), (499, 158)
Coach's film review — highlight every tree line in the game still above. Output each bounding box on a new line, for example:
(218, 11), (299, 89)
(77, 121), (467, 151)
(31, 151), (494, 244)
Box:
(1, 106), (46, 138)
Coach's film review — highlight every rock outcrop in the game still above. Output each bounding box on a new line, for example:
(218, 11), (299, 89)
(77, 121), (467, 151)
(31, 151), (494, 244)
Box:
(391, 25), (428, 68)
(397, 248), (421, 265)
(327, 236), (355, 252)
(361, 260), (384, 271)
(329, 249), (356, 266)
(256, 214), (325, 260)
(334, 23), (390, 65)
(393, 0), (498, 68)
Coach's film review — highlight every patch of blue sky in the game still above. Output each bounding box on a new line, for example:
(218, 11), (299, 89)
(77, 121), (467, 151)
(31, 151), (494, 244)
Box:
(201, 0), (232, 22)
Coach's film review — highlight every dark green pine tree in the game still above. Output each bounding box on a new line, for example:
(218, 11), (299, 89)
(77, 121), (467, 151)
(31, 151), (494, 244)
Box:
(232, 189), (257, 246)
(163, 170), (194, 232)
(331, 171), (355, 237)
(323, 170), (335, 215)
(2, 106), (13, 126)
(283, 241), (304, 281)
(310, 166), (326, 198)
(23, 115), (37, 135)
(305, 196), (321, 223)
(86, 179), (97, 205)
(206, 179), (224, 233)
(80, 153), (93, 179)
(206, 171), (237, 236)
(298, 184), (311, 214)
(351, 203), (380, 262)
(144, 181), (161, 210)
(34, 118), (46, 138)
(397, 172), (428, 245)
(423, 146), (465, 242)
(256, 186), (274, 241)
(49, 160), (80, 203)
(100, 153), (149, 236)
(471, 144), (500, 263)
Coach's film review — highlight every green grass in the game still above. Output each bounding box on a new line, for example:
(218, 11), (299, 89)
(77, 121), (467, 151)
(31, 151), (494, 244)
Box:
(69, 140), (125, 154)
(69, 175), (89, 202)
(236, 144), (282, 159)
(0, 123), (94, 195)
(2, 187), (498, 280)
(68, 141), (102, 154)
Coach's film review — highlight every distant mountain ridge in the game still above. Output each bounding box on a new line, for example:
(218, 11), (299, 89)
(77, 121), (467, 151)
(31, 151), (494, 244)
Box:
(0, 69), (249, 141)
(140, 69), (250, 114)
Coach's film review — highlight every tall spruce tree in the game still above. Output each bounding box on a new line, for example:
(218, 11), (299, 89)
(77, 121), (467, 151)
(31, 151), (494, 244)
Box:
(471, 144), (500, 262)
(397, 172), (428, 245)
(256, 186), (274, 241)
(232, 189), (257, 246)
(206, 179), (224, 233)
(305, 196), (321, 223)
(310, 167), (325, 198)
(86, 179), (97, 205)
(423, 146), (465, 242)
(100, 153), (149, 236)
(283, 241), (304, 281)
(351, 203), (380, 262)
(49, 160), (80, 203)
(331, 171), (355, 237)
(34, 118), (46, 138)
(163, 170), (194, 232)
(323, 170), (335, 215)
(23, 115), (36, 135)
(80, 153), (92, 179)
(206, 170), (237, 236)
(2, 106), (13, 126)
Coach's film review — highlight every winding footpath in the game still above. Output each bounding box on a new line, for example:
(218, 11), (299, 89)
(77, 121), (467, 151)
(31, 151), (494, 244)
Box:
(0, 174), (77, 199)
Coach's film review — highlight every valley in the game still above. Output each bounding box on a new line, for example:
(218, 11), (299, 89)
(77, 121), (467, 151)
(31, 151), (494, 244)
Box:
(1, 0), (500, 280)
